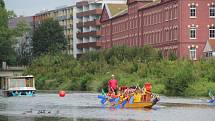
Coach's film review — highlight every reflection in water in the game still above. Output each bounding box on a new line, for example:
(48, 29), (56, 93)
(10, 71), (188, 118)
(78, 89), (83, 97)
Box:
(0, 115), (150, 121)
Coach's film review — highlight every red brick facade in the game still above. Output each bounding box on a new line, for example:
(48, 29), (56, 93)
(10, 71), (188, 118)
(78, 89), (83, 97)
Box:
(99, 0), (215, 60)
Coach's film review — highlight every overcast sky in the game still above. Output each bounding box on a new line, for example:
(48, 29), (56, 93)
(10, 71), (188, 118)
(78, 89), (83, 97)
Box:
(4, 0), (78, 16)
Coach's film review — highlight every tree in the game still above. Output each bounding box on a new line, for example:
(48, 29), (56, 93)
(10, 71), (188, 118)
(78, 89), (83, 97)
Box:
(14, 19), (31, 36)
(0, 0), (8, 27)
(0, 0), (16, 65)
(7, 10), (17, 19)
(0, 0), (5, 8)
(14, 20), (32, 65)
(32, 18), (67, 56)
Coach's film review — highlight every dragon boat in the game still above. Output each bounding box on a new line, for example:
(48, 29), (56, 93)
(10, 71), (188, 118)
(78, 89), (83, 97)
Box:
(98, 83), (160, 109)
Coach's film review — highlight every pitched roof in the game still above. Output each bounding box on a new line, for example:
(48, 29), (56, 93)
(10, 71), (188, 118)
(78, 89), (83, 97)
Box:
(203, 40), (215, 52)
(106, 4), (127, 17)
(127, 0), (154, 4)
(110, 0), (161, 19)
(112, 8), (128, 18)
(139, 0), (161, 10)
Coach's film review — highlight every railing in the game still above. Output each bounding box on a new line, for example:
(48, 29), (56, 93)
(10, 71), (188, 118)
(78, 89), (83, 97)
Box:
(77, 42), (99, 49)
(0, 66), (26, 71)
(77, 19), (101, 28)
(77, 30), (101, 38)
(77, 9), (102, 18)
(76, 1), (88, 8)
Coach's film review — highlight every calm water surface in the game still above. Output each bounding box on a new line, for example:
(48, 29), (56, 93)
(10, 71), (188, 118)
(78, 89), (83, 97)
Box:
(0, 93), (214, 121)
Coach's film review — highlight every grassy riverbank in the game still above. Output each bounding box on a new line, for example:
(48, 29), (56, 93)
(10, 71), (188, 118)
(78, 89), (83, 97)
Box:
(25, 46), (215, 97)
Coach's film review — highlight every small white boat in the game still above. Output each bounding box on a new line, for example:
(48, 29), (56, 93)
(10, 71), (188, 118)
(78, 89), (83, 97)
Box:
(0, 75), (36, 97)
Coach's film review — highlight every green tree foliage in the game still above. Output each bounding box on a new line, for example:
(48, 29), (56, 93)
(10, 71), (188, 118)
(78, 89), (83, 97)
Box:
(14, 20), (32, 65)
(32, 18), (67, 57)
(0, 0), (16, 65)
(0, 7), (7, 27)
(25, 46), (215, 97)
(7, 10), (17, 19)
(0, 0), (5, 8)
(0, 29), (16, 64)
(14, 19), (31, 36)
(164, 61), (194, 96)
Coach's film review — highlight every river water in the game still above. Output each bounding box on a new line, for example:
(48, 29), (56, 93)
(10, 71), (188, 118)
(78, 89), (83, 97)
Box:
(0, 93), (214, 121)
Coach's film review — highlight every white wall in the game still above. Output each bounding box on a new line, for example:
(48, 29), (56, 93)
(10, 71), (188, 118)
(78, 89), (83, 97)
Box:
(213, 52), (215, 56)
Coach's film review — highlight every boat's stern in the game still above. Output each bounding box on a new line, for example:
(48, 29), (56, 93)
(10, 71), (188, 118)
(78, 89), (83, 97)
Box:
(152, 95), (160, 105)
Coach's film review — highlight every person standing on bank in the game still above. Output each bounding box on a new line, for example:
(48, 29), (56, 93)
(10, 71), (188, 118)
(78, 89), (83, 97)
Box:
(108, 74), (118, 94)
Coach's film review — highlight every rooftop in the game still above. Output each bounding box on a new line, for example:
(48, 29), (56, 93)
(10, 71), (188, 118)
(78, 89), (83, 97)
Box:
(107, 4), (127, 17)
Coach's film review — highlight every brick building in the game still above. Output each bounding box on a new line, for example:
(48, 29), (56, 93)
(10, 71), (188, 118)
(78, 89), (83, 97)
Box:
(99, 0), (215, 60)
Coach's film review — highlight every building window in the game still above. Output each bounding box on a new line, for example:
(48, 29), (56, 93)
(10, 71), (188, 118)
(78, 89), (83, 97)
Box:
(206, 51), (213, 57)
(190, 5), (196, 17)
(165, 9), (169, 21)
(169, 9), (173, 20)
(209, 5), (215, 17)
(190, 47), (196, 60)
(190, 27), (196, 39)
(209, 26), (215, 39)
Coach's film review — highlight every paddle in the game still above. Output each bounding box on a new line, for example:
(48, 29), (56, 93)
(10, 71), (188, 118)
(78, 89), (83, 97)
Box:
(121, 100), (127, 108)
(98, 95), (105, 99)
(208, 99), (215, 103)
(114, 97), (120, 109)
(208, 90), (214, 100)
(109, 98), (115, 102)
(98, 89), (108, 104)
(129, 96), (134, 104)
(98, 95), (107, 104)
(102, 89), (106, 96)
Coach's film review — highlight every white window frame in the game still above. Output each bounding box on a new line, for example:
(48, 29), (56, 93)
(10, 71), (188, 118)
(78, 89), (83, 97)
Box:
(165, 9), (169, 21)
(209, 5), (215, 18)
(190, 5), (196, 18)
(209, 27), (215, 39)
(190, 47), (196, 60)
(190, 27), (196, 39)
(206, 51), (213, 57)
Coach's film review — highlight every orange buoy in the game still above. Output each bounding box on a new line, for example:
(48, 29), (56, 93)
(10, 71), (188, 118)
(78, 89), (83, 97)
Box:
(59, 91), (66, 97)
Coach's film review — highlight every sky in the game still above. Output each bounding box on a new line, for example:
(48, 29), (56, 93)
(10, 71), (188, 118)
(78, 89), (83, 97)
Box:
(4, 0), (78, 16)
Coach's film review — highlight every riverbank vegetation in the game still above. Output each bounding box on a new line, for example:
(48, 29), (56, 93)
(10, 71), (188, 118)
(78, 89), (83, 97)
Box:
(25, 46), (215, 97)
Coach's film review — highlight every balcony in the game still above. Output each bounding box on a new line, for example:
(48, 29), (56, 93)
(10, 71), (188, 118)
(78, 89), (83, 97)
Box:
(77, 19), (101, 28)
(77, 30), (101, 38)
(76, 1), (88, 8)
(56, 15), (67, 21)
(77, 9), (102, 18)
(77, 42), (99, 49)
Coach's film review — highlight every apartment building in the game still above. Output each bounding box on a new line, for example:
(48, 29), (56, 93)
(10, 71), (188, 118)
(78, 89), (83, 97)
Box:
(99, 0), (215, 60)
(33, 5), (74, 54)
(73, 0), (126, 58)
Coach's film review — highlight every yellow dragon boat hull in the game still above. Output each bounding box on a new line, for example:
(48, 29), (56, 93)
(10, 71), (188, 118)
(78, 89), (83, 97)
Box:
(124, 102), (154, 108)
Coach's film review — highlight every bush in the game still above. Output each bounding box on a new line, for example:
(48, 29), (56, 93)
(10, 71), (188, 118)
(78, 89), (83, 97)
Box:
(24, 46), (215, 97)
(185, 78), (215, 97)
